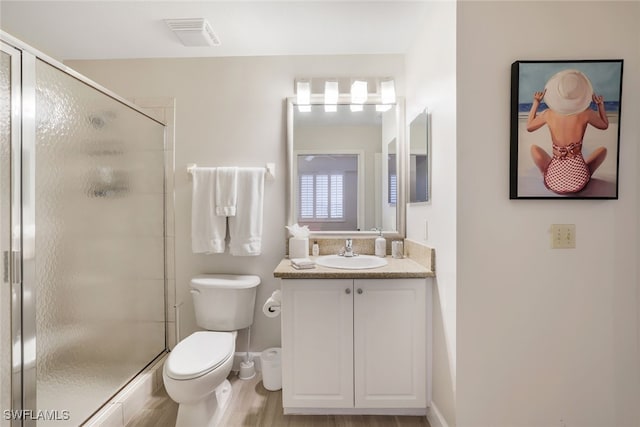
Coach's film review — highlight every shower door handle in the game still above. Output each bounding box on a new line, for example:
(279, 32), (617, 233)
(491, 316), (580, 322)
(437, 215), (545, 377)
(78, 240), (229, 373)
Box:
(12, 251), (21, 284)
(4, 251), (21, 284)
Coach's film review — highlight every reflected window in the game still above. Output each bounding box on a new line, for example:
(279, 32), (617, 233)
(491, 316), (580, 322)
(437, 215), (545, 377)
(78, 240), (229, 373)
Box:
(297, 154), (358, 230)
(388, 154), (397, 206)
(299, 173), (344, 220)
(389, 174), (397, 206)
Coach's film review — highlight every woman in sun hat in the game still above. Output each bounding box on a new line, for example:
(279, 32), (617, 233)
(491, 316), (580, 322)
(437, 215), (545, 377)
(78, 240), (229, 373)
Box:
(526, 69), (609, 194)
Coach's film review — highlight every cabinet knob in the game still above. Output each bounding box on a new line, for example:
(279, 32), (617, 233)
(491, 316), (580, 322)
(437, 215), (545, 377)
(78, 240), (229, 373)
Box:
(357, 288), (363, 294)
(345, 288), (351, 294)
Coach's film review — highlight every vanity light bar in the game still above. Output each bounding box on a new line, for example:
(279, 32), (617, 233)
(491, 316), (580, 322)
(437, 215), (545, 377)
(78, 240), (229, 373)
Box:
(293, 78), (396, 112)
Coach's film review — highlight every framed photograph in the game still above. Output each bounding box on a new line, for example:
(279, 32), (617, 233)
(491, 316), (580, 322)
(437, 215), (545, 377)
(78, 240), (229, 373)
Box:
(510, 60), (623, 199)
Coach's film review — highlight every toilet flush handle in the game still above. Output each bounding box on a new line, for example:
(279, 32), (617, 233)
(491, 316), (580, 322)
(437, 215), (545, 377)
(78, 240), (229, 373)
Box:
(190, 289), (201, 295)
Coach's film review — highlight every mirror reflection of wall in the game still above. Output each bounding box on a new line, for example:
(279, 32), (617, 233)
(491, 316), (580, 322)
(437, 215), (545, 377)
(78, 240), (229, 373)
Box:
(409, 110), (429, 203)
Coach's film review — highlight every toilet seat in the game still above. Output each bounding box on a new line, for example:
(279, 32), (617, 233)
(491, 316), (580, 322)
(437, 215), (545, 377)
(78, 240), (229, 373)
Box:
(165, 331), (234, 380)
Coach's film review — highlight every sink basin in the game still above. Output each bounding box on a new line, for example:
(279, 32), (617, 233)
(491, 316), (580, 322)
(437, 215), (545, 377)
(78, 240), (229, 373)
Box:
(315, 255), (388, 270)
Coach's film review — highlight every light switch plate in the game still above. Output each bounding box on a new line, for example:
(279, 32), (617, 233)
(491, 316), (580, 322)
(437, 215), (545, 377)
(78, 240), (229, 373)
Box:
(551, 224), (576, 249)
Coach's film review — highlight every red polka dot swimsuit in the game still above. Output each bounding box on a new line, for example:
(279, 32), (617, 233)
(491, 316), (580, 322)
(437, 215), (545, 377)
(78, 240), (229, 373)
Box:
(544, 142), (591, 194)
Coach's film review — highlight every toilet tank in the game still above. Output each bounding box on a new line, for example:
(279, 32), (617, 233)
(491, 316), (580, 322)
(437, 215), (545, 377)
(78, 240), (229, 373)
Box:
(190, 274), (260, 331)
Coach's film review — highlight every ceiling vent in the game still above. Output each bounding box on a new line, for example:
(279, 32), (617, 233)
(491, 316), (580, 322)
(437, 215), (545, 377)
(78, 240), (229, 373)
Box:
(165, 18), (221, 47)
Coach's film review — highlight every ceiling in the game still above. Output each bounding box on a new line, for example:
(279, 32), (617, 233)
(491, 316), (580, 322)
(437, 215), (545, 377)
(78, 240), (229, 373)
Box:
(0, 1), (431, 61)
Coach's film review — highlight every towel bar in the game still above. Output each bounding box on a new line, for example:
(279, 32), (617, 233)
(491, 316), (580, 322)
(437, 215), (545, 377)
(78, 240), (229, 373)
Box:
(187, 163), (275, 180)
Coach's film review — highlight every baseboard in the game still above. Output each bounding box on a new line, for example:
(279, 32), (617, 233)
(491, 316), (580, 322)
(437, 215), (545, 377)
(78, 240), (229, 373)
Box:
(426, 401), (449, 427)
(232, 351), (263, 372)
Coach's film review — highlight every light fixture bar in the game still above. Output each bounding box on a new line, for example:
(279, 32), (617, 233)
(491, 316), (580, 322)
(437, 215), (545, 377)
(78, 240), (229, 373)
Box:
(292, 77), (397, 113)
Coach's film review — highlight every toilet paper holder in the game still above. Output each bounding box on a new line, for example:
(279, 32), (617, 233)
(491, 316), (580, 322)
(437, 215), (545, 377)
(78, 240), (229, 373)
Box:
(263, 290), (282, 318)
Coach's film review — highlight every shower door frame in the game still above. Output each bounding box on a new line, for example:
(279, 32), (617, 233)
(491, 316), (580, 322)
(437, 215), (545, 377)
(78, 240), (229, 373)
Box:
(1, 31), (168, 427)
(1, 39), (25, 427)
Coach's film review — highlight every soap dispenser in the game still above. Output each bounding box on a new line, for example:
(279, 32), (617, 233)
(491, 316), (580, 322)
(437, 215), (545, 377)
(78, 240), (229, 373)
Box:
(374, 229), (386, 258)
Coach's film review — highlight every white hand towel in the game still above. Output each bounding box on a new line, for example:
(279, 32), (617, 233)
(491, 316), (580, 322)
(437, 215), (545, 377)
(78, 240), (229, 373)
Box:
(290, 258), (316, 268)
(291, 258), (316, 270)
(215, 167), (238, 216)
(191, 167), (226, 254)
(228, 167), (265, 256)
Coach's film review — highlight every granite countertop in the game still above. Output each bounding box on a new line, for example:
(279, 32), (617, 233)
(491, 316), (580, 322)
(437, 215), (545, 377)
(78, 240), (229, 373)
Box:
(273, 256), (434, 279)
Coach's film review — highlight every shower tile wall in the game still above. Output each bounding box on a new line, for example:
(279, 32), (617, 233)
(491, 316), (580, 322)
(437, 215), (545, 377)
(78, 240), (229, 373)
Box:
(132, 96), (177, 350)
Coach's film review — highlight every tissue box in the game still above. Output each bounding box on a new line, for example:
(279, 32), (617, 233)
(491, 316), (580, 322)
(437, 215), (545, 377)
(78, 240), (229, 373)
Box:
(289, 237), (309, 259)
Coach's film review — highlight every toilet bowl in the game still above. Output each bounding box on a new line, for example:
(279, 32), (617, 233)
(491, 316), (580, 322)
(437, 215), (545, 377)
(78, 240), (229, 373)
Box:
(162, 274), (260, 427)
(163, 331), (236, 427)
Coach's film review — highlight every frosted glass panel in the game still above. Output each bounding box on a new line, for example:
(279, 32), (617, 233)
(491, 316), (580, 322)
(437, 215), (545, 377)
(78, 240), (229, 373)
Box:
(34, 59), (165, 426)
(0, 50), (12, 427)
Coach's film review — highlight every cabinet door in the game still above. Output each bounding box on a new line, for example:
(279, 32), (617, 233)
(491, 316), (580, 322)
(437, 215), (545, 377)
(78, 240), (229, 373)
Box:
(353, 279), (426, 408)
(281, 279), (354, 408)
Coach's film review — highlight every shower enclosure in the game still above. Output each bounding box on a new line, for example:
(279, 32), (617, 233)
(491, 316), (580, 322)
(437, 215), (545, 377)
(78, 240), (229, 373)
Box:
(1, 34), (167, 426)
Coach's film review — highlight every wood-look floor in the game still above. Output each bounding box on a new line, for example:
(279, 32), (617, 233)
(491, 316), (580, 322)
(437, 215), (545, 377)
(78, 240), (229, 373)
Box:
(126, 373), (430, 427)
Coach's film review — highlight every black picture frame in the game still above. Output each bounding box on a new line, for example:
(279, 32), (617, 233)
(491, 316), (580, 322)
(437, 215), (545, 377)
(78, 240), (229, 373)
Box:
(510, 59), (623, 199)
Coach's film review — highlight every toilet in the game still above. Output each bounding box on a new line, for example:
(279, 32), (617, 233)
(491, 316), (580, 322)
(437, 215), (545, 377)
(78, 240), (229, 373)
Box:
(163, 274), (260, 427)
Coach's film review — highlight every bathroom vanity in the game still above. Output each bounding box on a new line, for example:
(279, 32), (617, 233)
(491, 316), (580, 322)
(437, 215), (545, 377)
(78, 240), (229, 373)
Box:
(273, 255), (434, 415)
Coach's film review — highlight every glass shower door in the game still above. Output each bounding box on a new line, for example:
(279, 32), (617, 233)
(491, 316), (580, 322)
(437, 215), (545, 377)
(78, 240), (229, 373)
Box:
(31, 59), (166, 426)
(0, 36), (165, 426)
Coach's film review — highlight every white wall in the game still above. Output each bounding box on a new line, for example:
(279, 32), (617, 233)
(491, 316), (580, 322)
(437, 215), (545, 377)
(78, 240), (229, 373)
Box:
(67, 55), (405, 353)
(405, 2), (457, 426)
(456, 2), (639, 427)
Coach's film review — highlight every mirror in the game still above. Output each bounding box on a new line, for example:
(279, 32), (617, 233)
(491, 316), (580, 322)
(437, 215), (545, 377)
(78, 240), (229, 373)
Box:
(409, 109), (429, 203)
(287, 99), (405, 237)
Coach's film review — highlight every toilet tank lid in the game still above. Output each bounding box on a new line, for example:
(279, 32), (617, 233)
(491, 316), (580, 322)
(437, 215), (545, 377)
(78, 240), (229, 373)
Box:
(191, 274), (260, 289)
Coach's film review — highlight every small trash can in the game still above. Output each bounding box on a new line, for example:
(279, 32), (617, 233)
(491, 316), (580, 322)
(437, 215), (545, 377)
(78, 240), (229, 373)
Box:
(260, 347), (282, 391)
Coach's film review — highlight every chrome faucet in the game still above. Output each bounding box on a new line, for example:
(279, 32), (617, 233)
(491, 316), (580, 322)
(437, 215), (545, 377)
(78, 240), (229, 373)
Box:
(344, 238), (354, 257)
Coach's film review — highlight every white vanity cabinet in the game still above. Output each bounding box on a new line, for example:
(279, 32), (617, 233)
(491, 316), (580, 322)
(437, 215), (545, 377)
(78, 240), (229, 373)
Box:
(280, 278), (427, 414)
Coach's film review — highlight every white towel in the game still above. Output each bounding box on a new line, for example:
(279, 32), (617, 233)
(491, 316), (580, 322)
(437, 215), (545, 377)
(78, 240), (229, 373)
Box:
(191, 167), (226, 254)
(229, 167), (265, 256)
(290, 258), (316, 269)
(215, 167), (238, 217)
